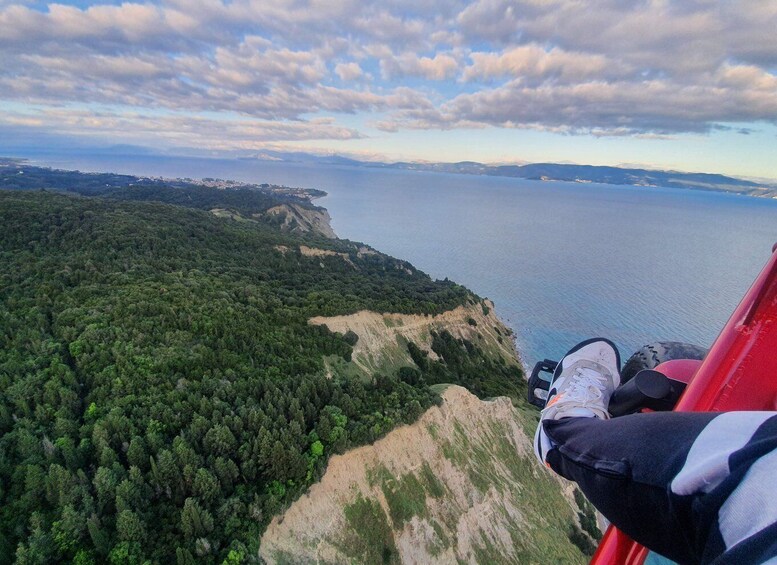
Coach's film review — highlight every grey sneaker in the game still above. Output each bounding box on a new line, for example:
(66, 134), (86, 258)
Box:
(534, 338), (621, 464)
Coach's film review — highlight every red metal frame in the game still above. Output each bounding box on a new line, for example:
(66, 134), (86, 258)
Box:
(592, 243), (777, 565)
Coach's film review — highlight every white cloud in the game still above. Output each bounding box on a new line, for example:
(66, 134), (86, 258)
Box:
(463, 44), (625, 83)
(381, 52), (460, 80)
(335, 62), (364, 81)
(380, 75), (777, 135)
(0, 0), (775, 148)
(0, 106), (365, 148)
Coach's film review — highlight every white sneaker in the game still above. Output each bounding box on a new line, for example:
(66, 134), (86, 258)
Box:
(534, 338), (621, 464)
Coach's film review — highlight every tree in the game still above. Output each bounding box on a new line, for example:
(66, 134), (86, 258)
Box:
(45, 464), (75, 507)
(181, 498), (214, 538)
(108, 541), (144, 565)
(73, 549), (96, 565)
(16, 513), (55, 564)
(92, 467), (117, 513)
(87, 515), (111, 557)
(310, 440), (324, 458)
(193, 468), (220, 504)
(116, 510), (146, 543)
(222, 548), (244, 564)
(203, 425), (237, 456)
(213, 457), (240, 491)
(51, 504), (85, 556)
(126, 437), (148, 470)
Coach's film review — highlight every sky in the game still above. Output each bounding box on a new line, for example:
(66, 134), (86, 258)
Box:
(1, 0), (776, 179)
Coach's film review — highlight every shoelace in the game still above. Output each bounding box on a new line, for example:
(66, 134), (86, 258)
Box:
(561, 367), (610, 405)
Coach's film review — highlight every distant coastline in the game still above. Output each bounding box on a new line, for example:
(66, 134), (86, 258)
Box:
(240, 151), (777, 199)
(8, 151), (776, 199)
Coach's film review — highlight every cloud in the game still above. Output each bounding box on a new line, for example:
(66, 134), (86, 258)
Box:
(455, 0), (529, 44)
(455, 0), (777, 74)
(463, 44), (626, 83)
(334, 62), (364, 81)
(1, 28), (435, 120)
(381, 52), (460, 80)
(0, 106), (365, 149)
(388, 0), (777, 135)
(0, 0), (775, 148)
(0, 3), (171, 46)
(379, 74), (777, 135)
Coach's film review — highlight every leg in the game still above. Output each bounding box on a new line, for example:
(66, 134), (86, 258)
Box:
(533, 338), (777, 564)
(542, 411), (777, 564)
(545, 412), (713, 564)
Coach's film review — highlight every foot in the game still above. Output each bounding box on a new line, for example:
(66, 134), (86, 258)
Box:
(534, 338), (621, 464)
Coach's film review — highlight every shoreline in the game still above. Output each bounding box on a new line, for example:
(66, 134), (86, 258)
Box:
(315, 197), (528, 373)
(10, 153), (777, 201)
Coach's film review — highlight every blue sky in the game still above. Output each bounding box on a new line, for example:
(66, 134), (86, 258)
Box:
(1, 0), (776, 179)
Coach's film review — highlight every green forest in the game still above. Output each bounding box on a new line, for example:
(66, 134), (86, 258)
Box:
(0, 166), (524, 564)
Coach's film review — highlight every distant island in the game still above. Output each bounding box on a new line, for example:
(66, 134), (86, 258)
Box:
(240, 151), (777, 198)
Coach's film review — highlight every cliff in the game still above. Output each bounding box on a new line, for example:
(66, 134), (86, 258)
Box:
(308, 299), (517, 378)
(259, 203), (337, 238)
(260, 385), (593, 564)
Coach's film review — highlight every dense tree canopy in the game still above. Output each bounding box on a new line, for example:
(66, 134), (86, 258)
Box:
(0, 176), (522, 564)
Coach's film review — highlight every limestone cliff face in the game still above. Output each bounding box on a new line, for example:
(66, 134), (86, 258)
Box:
(210, 202), (336, 238)
(309, 299), (518, 377)
(259, 386), (591, 565)
(261, 300), (598, 563)
(260, 203), (336, 238)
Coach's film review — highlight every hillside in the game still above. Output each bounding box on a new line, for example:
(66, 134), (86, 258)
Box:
(0, 160), (334, 238)
(260, 385), (594, 564)
(0, 169), (591, 565)
(0, 189), (477, 563)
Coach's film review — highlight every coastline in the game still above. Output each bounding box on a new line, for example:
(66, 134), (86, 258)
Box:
(315, 201), (528, 375)
(4, 156), (527, 372)
(10, 153), (777, 200)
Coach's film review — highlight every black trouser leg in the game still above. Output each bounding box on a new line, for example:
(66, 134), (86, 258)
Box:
(543, 413), (718, 565)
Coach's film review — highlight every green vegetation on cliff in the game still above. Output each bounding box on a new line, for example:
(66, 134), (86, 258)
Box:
(0, 176), (523, 564)
(406, 330), (525, 401)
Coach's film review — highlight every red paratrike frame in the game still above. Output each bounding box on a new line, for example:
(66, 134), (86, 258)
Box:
(591, 243), (777, 565)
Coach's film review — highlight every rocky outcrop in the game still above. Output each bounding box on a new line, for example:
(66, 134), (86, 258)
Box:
(210, 202), (336, 238)
(308, 300), (518, 376)
(259, 386), (591, 564)
(299, 245), (356, 267)
(259, 203), (336, 238)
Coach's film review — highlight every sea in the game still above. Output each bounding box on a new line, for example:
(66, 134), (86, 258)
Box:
(26, 154), (777, 367)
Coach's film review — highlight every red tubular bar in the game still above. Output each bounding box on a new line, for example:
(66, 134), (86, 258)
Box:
(592, 244), (777, 564)
(675, 245), (777, 413)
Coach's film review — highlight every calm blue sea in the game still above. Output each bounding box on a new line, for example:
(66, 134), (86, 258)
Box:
(28, 154), (777, 366)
